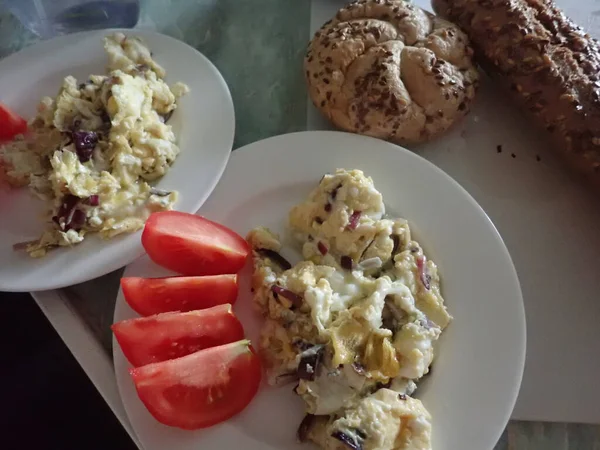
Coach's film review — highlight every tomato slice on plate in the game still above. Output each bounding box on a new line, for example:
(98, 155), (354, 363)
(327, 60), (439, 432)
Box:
(141, 211), (250, 276)
(112, 304), (244, 367)
(120, 274), (238, 316)
(0, 103), (27, 142)
(130, 339), (262, 430)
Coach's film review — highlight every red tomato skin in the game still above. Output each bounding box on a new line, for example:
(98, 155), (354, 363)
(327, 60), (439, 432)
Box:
(120, 274), (238, 316)
(141, 211), (250, 276)
(0, 104), (27, 142)
(112, 305), (245, 367)
(129, 340), (262, 430)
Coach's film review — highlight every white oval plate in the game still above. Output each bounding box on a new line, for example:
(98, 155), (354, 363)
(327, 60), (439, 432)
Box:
(113, 131), (526, 450)
(0, 29), (234, 292)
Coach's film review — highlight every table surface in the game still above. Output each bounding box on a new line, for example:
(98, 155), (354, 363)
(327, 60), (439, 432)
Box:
(1, 0), (600, 449)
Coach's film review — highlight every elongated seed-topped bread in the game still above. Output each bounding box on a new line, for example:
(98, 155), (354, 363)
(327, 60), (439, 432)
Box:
(433, 0), (600, 189)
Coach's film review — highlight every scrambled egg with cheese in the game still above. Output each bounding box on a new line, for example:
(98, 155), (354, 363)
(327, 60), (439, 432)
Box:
(247, 169), (452, 450)
(0, 33), (188, 257)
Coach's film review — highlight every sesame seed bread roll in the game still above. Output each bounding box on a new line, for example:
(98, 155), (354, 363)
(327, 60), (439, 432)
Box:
(433, 0), (600, 189)
(305, 0), (479, 145)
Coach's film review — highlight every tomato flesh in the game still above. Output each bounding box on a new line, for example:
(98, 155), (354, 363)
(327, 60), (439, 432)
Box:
(112, 305), (244, 367)
(0, 103), (27, 142)
(120, 274), (238, 316)
(130, 340), (262, 430)
(141, 211), (250, 276)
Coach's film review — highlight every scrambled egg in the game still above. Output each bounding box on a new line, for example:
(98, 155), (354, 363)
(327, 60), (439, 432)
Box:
(0, 33), (188, 257)
(306, 389), (432, 450)
(247, 169), (452, 450)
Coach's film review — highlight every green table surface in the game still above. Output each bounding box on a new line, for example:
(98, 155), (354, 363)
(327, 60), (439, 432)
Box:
(1, 1), (599, 448)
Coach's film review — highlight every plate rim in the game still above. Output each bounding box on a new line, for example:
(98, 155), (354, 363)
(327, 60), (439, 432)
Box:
(113, 130), (526, 450)
(0, 28), (235, 292)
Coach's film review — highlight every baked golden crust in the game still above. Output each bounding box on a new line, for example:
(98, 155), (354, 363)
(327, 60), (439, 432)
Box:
(434, 0), (600, 189)
(305, 0), (479, 144)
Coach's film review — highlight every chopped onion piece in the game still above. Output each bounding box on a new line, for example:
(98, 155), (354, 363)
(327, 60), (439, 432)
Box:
(359, 257), (382, 270)
(331, 430), (363, 450)
(347, 211), (361, 230)
(271, 285), (303, 308)
(149, 187), (172, 197)
(297, 345), (324, 381)
(257, 249), (292, 270)
(341, 255), (353, 270)
(416, 255), (431, 290)
(317, 241), (328, 255)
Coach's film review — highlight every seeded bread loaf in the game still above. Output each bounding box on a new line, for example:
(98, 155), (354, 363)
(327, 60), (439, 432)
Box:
(305, 0), (479, 145)
(433, 0), (600, 188)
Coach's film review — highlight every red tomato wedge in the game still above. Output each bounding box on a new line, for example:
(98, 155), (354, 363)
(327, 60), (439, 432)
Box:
(141, 211), (250, 276)
(112, 305), (244, 367)
(120, 274), (238, 316)
(129, 339), (262, 430)
(0, 103), (27, 142)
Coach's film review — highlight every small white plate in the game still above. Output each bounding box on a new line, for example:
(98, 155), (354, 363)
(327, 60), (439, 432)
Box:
(113, 131), (526, 450)
(0, 29), (234, 292)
